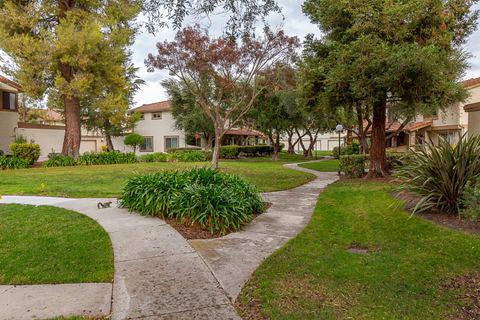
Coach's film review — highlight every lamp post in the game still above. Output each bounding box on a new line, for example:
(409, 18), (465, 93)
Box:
(335, 124), (344, 175)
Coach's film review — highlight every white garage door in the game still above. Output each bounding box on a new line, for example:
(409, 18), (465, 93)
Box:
(80, 140), (97, 154)
(328, 139), (340, 150)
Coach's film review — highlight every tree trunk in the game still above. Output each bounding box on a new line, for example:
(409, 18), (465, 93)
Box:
(368, 99), (388, 177)
(271, 133), (280, 161)
(106, 134), (114, 151)
(62, 95), (81, 159)
(211, 134), (221, 170)
(287, 129), (295, 154)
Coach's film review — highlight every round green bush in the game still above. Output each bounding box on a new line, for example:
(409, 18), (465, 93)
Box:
(120, 168), (264, 234)
(9, 143), (41, 165)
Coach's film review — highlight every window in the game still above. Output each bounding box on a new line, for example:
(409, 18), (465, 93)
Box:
(140, 136), (153, 152)
(165, 136), (179, 151)
(151, 112), (162, 120)
(139, 113), (145, 120)
(2, 92), (17, 110)
(439, 132), (455, 144)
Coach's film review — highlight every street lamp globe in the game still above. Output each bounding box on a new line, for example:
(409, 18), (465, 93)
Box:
(335, 124), (344, 133)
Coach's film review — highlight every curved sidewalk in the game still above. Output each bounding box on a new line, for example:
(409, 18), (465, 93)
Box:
(0, 161), (338, 320)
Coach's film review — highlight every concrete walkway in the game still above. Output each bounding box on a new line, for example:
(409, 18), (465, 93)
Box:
(0, 161), (338, 320)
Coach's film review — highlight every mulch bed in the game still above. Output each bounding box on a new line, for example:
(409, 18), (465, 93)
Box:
(163, 202), (272, 240)
(393, 190), (480, 236)
(443, 273), (480, 320)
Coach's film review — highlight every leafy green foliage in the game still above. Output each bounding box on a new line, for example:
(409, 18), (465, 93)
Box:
(339, 155), (368, 178)
(77, 151), (137, 166)
(220, 145), (275, 159)
(167, 150), (210, 162)
(43, 155), (76, 168)
(395, 135), (480, 214)
(120, 168), (264, 234)
(333, 142), (360, 159)
(461, 178), (480, 221)
(138, 152), (168, 163)
(9, 143), (40, 164)
(0, 156), (30, 169)
(123, 133), (144, 152)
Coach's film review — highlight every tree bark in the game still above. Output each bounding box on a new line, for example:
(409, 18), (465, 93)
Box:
(211, 134), (221, 170)
(62, 95), (81, 159)
(368, 99), (388, 177)
(271, 133), (280, 160)
(106, 134), (114, 151)
(286, 129), (295, 154)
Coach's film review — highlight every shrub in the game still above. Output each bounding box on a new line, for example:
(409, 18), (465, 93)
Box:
(123, 133), (144, 152)
(339, 154), (368, 178)
(461, 178), (480, 221)
(13, 135), (27, 143)
(239, 145), (274, 157)
(220, 145), (240, 158)
(138, 152), (168, 162)
(43, 155), (76, 167)
(9, 143), (41, 165)
(333, 142), (360, 159)
(395, 134), (480, 214)
(78, 151), (137, 165)
(166, 147), (202, 153)
(0, 156), (29, 169)
(120, 168), (264, 234)
(168, 150), (209, 162)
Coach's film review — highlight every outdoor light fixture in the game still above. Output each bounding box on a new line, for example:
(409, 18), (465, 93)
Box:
(335, 124), (344, 175)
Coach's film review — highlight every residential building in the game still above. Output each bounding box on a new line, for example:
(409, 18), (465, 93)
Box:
(117, 100), (188, 153)
(0, 76), (21, 155)
(463, 78), (480, 138)
(374, 77), (479, 151)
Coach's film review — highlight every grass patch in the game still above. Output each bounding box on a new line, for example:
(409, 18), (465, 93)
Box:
(0, 204), (113, 285)
(0, 154), (313, 197)
(237, 180), (480, 319)
(298, 159), (339, 172)
(314, 150), (333, 157)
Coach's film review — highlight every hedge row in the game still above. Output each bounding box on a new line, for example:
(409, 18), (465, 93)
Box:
(339, 153), (407, 178)
(220, 145), (278, 159)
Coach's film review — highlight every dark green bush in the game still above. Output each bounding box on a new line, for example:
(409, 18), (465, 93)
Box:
(220, 145), (240, 158)
(123, 133), (144, 152)
(9, 143), (41, 165)
(78, 151), (137, 165)
(395, 134), (480, 214)
(43, 155), (76, 167)
(339, 154), (369, 178)
(333, 142), (360, 159)
(138, 152), (168, 163)
(461, 178), (480, 221)
(167, 147), (202, 153)
(120, 168), (264, 234)
(0, 155), (29, 169)
(167, 150), (210, 162)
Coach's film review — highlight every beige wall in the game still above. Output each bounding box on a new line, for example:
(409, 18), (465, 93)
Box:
(0, 111), (19, 154)
(16, 126), (104, 160)
(468, 110), (480, 138)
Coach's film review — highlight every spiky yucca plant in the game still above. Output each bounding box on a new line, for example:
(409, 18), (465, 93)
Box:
(395, 134), (480, 214)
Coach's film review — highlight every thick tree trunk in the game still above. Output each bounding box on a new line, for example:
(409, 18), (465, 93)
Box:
(62, 95), (81, 159)
(368, 99), (388, 177)
(106, 134), (114, 151)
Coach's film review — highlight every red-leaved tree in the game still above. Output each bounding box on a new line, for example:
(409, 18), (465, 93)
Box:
(146, 26), (299, 169)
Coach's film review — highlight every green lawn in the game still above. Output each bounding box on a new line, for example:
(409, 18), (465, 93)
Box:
(0, 155), (314, 198)
(0, 204), (113, 285)
(298, 159), (339, 172)
(314, 150), (333, 157)
(237, 181), (480, 319)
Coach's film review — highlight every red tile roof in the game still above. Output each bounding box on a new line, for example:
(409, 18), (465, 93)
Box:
(462, 77), (480, 88)
(368, 120), (432, 133)
(132, 100), (171, 113)
(0, 75), (22, 91)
